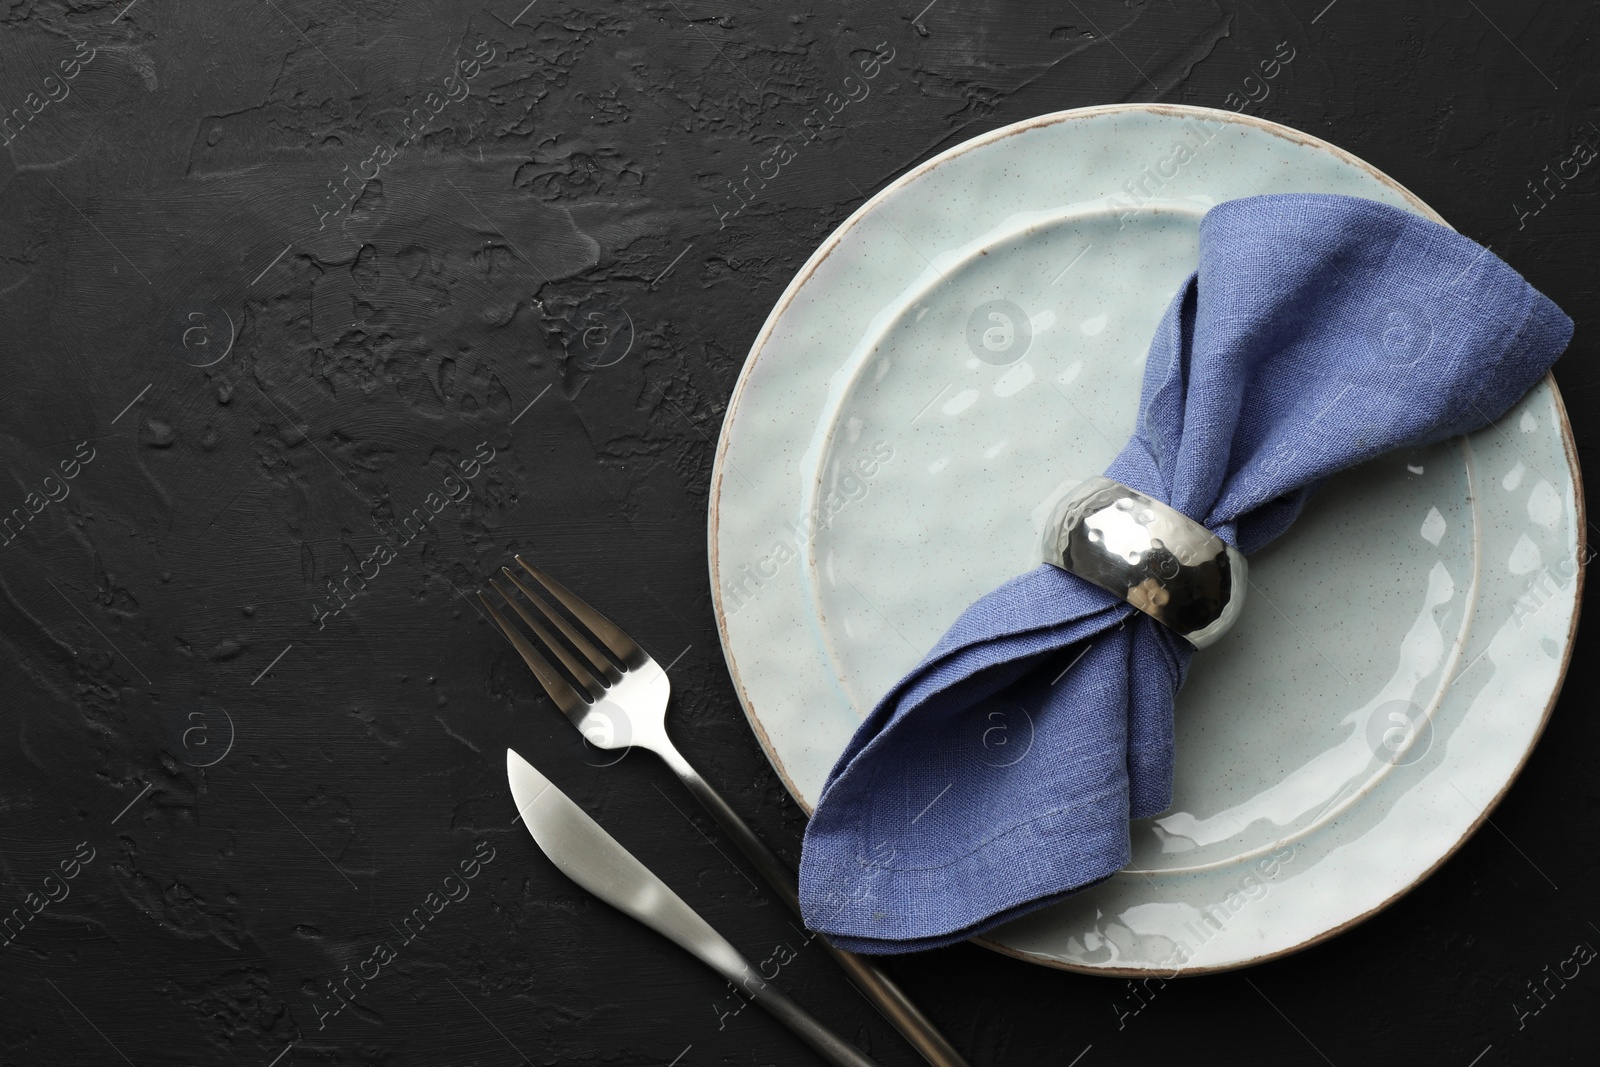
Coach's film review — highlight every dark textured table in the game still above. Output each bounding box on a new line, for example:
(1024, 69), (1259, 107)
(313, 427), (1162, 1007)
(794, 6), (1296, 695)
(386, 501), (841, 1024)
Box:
(1, 1), (1595, 1064)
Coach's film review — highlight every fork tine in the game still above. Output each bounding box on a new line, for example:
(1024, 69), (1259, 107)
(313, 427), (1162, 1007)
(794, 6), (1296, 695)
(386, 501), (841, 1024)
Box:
(478, 591), (589, 720)
(514, 555), (646, 667)
(500, 567), (622, 684)
(489, 580), (607, 701)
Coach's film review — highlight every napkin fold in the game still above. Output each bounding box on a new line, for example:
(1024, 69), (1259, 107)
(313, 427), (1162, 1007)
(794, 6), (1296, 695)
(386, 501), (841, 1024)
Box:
(797, 194), (1574, 954)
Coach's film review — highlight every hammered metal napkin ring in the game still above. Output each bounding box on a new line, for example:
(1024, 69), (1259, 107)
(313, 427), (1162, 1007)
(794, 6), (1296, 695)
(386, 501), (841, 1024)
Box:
(1043, 477), (1247, 649)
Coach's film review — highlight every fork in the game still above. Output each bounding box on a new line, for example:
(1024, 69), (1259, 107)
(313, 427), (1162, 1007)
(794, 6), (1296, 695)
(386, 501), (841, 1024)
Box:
(479, 556), (969, 1067)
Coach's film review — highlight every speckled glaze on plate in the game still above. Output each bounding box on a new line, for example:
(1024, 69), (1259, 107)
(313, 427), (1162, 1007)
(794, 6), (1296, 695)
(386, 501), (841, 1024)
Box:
(708, 105), (1583, 974)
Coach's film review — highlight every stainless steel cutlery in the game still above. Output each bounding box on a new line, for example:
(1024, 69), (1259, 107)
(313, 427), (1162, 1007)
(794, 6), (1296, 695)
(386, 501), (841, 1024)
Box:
(482, 556), (967, 1067)
(506, 748), (878, 1067)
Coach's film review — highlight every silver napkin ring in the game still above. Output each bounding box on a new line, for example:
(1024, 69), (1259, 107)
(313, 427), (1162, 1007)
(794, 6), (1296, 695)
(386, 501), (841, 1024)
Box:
(1042, 477), (1247, 649)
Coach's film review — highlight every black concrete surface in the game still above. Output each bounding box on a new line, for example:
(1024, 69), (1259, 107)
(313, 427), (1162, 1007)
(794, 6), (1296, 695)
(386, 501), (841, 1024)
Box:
(0, 1), (1595, 1064)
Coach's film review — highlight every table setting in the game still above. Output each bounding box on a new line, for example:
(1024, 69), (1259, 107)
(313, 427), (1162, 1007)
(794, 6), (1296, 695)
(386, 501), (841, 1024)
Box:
(1, 3), (1595, 1066)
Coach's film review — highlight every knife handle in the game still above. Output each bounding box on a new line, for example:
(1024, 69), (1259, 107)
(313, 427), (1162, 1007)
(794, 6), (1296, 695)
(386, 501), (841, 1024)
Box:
(657, 745), (971, 1067)
(724, 964), (882, 1067)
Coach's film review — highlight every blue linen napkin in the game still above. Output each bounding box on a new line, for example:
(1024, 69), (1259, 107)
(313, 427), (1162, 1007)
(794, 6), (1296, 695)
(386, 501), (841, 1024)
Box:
(797, 193), (1574, 954)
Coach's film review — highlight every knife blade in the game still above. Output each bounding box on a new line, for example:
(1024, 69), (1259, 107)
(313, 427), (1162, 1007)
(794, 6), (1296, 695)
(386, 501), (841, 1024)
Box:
(505, 748), (879, 1067)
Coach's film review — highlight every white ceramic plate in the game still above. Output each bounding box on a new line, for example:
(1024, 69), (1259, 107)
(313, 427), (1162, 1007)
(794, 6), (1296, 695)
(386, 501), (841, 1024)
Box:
(708, 105), (1583, 974)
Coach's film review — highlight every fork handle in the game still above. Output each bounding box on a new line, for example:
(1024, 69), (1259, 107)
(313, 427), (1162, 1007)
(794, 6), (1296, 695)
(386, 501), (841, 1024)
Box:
(657, 746), (971, 1067)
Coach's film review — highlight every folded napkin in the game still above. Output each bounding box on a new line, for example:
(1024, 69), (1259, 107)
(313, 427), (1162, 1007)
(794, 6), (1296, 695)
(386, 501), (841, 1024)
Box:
(798, 193), (1574, 954)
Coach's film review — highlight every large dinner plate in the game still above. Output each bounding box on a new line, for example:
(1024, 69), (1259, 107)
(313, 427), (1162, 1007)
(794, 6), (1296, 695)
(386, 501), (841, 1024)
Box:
(707, 105), (1583, 973)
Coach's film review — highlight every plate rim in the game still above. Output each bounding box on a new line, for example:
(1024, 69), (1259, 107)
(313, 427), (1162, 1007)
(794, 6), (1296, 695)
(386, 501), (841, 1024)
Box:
(707, 102), (1585, 973)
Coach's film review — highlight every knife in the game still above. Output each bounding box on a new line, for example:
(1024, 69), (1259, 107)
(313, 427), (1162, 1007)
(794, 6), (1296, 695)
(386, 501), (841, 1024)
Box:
(506, 748), (880, 1067)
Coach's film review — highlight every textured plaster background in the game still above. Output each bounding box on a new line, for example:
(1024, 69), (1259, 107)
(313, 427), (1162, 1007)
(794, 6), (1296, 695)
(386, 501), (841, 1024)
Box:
(0, 0), (1596, 1065)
